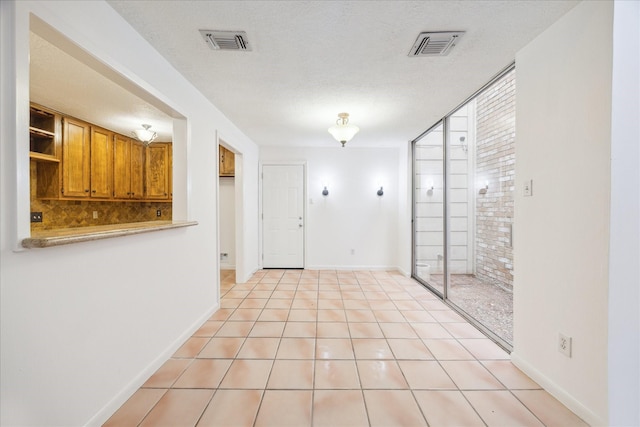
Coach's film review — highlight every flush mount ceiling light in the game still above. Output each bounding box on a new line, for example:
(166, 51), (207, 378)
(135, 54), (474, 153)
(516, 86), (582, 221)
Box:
(132, 124), (157, 145)
(328, 113), (359, 147)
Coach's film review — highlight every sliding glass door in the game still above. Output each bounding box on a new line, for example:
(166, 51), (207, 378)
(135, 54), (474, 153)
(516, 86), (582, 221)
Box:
(413, 122), (446, 296)
(413, 66), (515, 349)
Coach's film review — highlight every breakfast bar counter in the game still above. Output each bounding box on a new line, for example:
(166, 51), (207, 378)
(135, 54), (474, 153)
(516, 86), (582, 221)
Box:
(23, 220), (198, 248)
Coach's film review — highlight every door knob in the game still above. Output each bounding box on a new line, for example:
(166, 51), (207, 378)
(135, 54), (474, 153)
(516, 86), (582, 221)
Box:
(299, 224), (303, 228)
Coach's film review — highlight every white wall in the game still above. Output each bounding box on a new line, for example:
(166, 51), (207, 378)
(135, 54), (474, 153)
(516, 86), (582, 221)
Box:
(512, 1), (613, 424)
(608, 1), (640, 425)
(0, 1), (260, 425)
(261, 146), (399, 270)
(219, 177), (236, 269)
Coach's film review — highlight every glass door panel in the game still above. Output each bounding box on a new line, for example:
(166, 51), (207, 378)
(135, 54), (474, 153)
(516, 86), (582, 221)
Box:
(445, 69), (515, 346)
(413, 122), (446, 296)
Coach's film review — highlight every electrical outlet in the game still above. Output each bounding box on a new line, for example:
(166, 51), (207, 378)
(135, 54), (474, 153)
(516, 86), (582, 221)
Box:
(220, 253), (228, 261)
(30, 212), (43, 223)
(558, 333), (572, 357)
(93, 211), (98, 219)
(524, 179), (533, 197)
(156, 209), (161, 217)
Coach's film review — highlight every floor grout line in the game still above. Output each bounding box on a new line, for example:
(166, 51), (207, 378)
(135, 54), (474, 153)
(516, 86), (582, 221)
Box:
(106, 269), (585, 427)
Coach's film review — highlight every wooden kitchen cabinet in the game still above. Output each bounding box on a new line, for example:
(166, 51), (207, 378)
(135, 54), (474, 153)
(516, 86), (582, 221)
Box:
(145, 143), (171, 200)
(219, 145), (235, 177)
(131, 140), (145, 199)
(31, 103), (173, 202)
(167, 144), (173, 199)
(29, 103), (61, 162)
(114, 134), (144, 199)
(30, 103), (62, 199)
(61, 117), (91, 198)
(90, 126), (113, 198)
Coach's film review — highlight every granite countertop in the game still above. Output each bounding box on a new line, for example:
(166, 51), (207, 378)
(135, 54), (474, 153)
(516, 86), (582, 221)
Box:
(22, 220), (198, 248)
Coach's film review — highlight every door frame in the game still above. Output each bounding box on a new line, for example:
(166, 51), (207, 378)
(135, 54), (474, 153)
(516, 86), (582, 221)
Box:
(259, 161), (307, 269)
(216, 134), (246, 286)
(411, 63), (516, 353)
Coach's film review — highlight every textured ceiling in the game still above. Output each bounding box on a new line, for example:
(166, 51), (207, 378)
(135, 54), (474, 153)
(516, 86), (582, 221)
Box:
(29, 31), (174, 142)
(34, 1), (579, 148)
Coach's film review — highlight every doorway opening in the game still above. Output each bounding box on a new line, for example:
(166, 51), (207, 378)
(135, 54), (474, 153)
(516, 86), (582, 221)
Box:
(218, 139), (243, 292)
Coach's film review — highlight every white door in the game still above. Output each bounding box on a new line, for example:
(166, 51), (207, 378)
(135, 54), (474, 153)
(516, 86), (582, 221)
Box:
(262, 164), (304, 268)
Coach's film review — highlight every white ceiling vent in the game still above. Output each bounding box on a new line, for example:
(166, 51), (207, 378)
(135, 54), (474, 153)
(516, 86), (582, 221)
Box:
(409, 31), (465, 57)
(199, 30), (251, 51)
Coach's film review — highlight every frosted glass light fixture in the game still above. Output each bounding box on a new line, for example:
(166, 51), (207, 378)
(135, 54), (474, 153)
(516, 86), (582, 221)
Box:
(328, 112), (359, 147)
(132, 124), (157, 145)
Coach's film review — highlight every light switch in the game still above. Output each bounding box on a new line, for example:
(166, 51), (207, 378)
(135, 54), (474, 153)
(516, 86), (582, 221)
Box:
(523, 179), (533, 197)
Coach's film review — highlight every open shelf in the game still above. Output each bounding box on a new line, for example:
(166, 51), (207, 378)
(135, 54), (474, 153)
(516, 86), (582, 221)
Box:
(29, 105), (58, 158)
(29, 151), (60, 163)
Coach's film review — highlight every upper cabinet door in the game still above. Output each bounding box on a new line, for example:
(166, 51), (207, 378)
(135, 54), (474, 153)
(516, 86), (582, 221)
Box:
(130, 141), (145, 200)
(62, 117), (90, 198)
(219, 145), (235, 177)
(145, 143), (170, 200)
(113, 134), (132, 199)
(113, 135), (145, 200)
(90, 127), (113, 198)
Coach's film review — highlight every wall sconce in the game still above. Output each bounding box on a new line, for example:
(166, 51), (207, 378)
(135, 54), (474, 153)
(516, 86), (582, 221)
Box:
(377, 186), (384, 196)
(479, 182), (489, 194)
(322, 186), (329, 196)
(459, 136), (468, 153)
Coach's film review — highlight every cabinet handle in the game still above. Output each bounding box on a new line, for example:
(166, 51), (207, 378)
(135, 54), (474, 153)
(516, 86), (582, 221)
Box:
(91, 190), (96, 193)
(127, 192), (131, 195)
(85, 189), (90, 193)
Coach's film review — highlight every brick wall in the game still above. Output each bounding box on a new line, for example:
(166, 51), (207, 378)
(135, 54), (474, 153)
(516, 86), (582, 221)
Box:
(474, 69), (515, 289)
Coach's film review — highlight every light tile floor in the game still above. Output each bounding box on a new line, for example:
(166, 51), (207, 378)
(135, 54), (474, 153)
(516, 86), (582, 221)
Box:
(105, 269), (588, 427)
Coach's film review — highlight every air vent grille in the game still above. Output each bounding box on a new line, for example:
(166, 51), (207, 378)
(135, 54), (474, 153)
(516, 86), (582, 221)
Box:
(409, 31), (465, 57)
(199, 30), (251, 51)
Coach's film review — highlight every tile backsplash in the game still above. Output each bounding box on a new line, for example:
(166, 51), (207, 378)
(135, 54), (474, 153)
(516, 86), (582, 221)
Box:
(31, 161), (172, 231)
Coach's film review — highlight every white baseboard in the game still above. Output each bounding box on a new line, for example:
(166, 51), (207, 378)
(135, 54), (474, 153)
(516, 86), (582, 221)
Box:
(510, 352), (605, 426)
(396, 266), (411, 277)
(306, 265), (400, 271)
(86, 303), (219, 426)
(238, 266), (260, 283)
